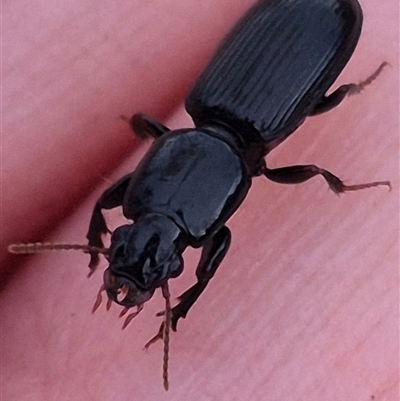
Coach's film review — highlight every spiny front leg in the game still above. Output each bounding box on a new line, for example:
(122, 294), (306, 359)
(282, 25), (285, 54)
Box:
(86, 173), (133, 273)
(146, 226), (232, 346)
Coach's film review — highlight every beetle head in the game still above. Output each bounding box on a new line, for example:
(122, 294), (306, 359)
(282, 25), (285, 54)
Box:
(103, 214), (184, 307)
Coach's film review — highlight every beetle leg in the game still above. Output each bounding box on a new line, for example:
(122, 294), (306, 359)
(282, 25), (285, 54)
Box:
(263, 165), (391, 194)
(86, 173), (134, 273)
(124, 113), (171, 139)
(309, 62), (388, 116)
(144, 323), (165, 349)
(308, 86), (350, 115)
(170, 226), (231, 331)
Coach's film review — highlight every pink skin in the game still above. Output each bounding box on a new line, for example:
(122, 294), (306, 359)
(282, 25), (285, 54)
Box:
(2, 0), (398, 399)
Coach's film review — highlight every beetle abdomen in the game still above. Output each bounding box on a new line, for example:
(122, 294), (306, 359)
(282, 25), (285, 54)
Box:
(186, 0), (362, 142)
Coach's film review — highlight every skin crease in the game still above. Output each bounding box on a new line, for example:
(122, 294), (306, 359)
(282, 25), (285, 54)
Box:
(1, 0), (398, 399)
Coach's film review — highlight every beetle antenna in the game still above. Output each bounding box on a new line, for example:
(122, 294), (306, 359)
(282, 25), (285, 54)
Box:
(8, 242), (108, 255)
(161, 282), (171, 391)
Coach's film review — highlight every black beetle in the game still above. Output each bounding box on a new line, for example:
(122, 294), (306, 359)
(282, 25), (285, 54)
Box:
(86, 0), (389, 334)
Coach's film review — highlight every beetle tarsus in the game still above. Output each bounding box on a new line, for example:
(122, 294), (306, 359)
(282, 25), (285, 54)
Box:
(337, 181), (392, 193)
(347, 61), (389, 95)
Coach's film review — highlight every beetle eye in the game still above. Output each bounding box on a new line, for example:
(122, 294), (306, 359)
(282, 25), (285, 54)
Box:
(112, 245), (125, 261)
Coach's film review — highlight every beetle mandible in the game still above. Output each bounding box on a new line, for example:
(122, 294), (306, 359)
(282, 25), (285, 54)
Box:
(85, 0), (389, 336)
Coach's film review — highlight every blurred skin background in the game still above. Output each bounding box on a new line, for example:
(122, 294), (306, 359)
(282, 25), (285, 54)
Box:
(2, 0), (398, 400)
